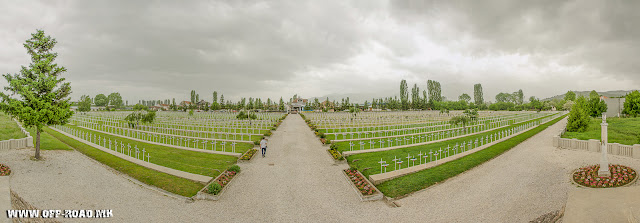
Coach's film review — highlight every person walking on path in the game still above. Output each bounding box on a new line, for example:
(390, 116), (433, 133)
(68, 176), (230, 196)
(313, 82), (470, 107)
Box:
(260, 137), (268, 157)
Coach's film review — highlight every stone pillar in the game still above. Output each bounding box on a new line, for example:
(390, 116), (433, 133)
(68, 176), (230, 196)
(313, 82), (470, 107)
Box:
(598, 117), (610, 177)
(588, 139), (600, 152)
(633, 144), (640, 159)
(26, 136), (33, 147)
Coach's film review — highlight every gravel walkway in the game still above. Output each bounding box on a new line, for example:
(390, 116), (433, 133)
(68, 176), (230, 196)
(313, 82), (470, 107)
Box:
(2, 115), (638, 222)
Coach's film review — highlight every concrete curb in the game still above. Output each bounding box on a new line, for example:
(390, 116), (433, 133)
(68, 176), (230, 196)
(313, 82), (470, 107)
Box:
(341, 170), (383, 202)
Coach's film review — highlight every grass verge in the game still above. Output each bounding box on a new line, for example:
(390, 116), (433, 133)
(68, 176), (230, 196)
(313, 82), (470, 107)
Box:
(64, 125), (237, 177)
(375, 114), (567, 198)
(26, 127), (73, 151)
(347, 114), (558, 176)
(44, 126), (205, 197)
(0, 113), (25, 141)
(562, 117), (640, 145)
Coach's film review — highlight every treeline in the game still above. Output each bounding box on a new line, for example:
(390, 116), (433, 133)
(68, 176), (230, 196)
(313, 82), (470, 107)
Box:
(304, 80), (594, 112)
(136, 90), (288, 111)
(77, 92), (124, 112)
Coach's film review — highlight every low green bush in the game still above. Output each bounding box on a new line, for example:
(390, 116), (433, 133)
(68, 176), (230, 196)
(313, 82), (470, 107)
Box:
(207, 183), (222, 195)
(228, 164), (241, 173)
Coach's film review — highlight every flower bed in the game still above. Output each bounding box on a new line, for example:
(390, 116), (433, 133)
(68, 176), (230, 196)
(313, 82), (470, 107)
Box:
(342, 169), (382, 201)
(572, 164), (637, 188)
(327, 144), (345, 164)
(195, 165), (241, 201)
(238, 149), (257, 163)
(0, 164), (10, 176)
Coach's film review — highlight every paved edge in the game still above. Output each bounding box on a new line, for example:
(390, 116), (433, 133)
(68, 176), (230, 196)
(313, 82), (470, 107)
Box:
(0, 175), (9, 223)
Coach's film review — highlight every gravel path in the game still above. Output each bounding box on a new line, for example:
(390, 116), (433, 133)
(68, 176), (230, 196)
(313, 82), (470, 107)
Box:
(2, 115), (638, 222)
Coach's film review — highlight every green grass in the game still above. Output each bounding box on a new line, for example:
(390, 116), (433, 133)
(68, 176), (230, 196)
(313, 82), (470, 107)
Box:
(340, 113), (556, 155)
(74, 124), (255, 154)
(64, 125), (238, 177)
(44, 127), (205, 197)
(373, 114), (567, 198)
(25, 127), (73, 150)
(0, 113), (26, 141)
(346, 114), (557, 177)
(562, 117), (640, 145)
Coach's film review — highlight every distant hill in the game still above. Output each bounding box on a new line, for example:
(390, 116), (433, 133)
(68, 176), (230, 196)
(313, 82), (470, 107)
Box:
(543, 90), (638, 101)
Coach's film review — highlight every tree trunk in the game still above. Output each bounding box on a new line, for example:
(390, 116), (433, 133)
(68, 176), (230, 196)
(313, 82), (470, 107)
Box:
(35, 129), (41, 159)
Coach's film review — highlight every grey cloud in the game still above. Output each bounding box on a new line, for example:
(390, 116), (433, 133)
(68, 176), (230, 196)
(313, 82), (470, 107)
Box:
(389, 0), (640, 81)
(1, 0), (638, 104)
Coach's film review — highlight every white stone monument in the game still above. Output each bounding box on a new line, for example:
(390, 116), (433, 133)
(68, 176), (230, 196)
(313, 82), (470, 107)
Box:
(598, 114), (610, 177)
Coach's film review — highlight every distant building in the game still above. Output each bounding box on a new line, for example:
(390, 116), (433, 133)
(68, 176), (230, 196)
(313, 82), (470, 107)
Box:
(179, 101), (193, 107)
(289, 98), (308, 113)
(158, 104), (170, 111)
(603, 97), (626, 117)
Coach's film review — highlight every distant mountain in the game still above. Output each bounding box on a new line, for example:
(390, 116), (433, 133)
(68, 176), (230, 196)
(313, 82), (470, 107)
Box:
(543, 90), (637, 101)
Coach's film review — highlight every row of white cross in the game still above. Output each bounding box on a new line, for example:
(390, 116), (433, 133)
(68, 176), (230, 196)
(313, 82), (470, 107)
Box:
(316, 112), (538, 131)
(74, 119), (254, 142)
(372, 113), (562, 174)
(307, 111), (538, 128)
(65, 122), (240, 153)
(344, 114), (552, 151)
(57, 125), (151, 163)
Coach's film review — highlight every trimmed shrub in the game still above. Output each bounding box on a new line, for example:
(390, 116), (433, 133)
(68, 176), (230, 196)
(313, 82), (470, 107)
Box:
(207, 182), (222, 195)
(228, 164), (241, 173)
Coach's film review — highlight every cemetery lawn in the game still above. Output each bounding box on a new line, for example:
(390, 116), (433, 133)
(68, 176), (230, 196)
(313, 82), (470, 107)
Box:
(43, 127), (205, 197)
(26, 127), (73, 150)
(64, 125), (238, 177)
(374, 114), (567, 198)
(562, 117), (640, 145)
(81, 126), (254, 154)
(346, 114), (556, 177)
(0, 112), (25, 141)
(338, 113), (557, 154)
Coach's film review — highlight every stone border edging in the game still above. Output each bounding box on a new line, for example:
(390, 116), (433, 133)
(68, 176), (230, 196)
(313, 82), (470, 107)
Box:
(195, 170), (242, 201)
(10, 190), (61, 223)
(0, 118), (34, 150)
(569, 166), (639, 189)
(368, 113), (563, 184)
(341, 170), (383, 202)
(74, 126), (242, 157)
(237, 148), (258, 163)
(50, 127), (213, 183)
(326, 149), (347, 165)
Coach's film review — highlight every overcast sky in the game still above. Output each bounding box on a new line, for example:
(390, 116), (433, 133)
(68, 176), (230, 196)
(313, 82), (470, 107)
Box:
(1, 0), (638, 104)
